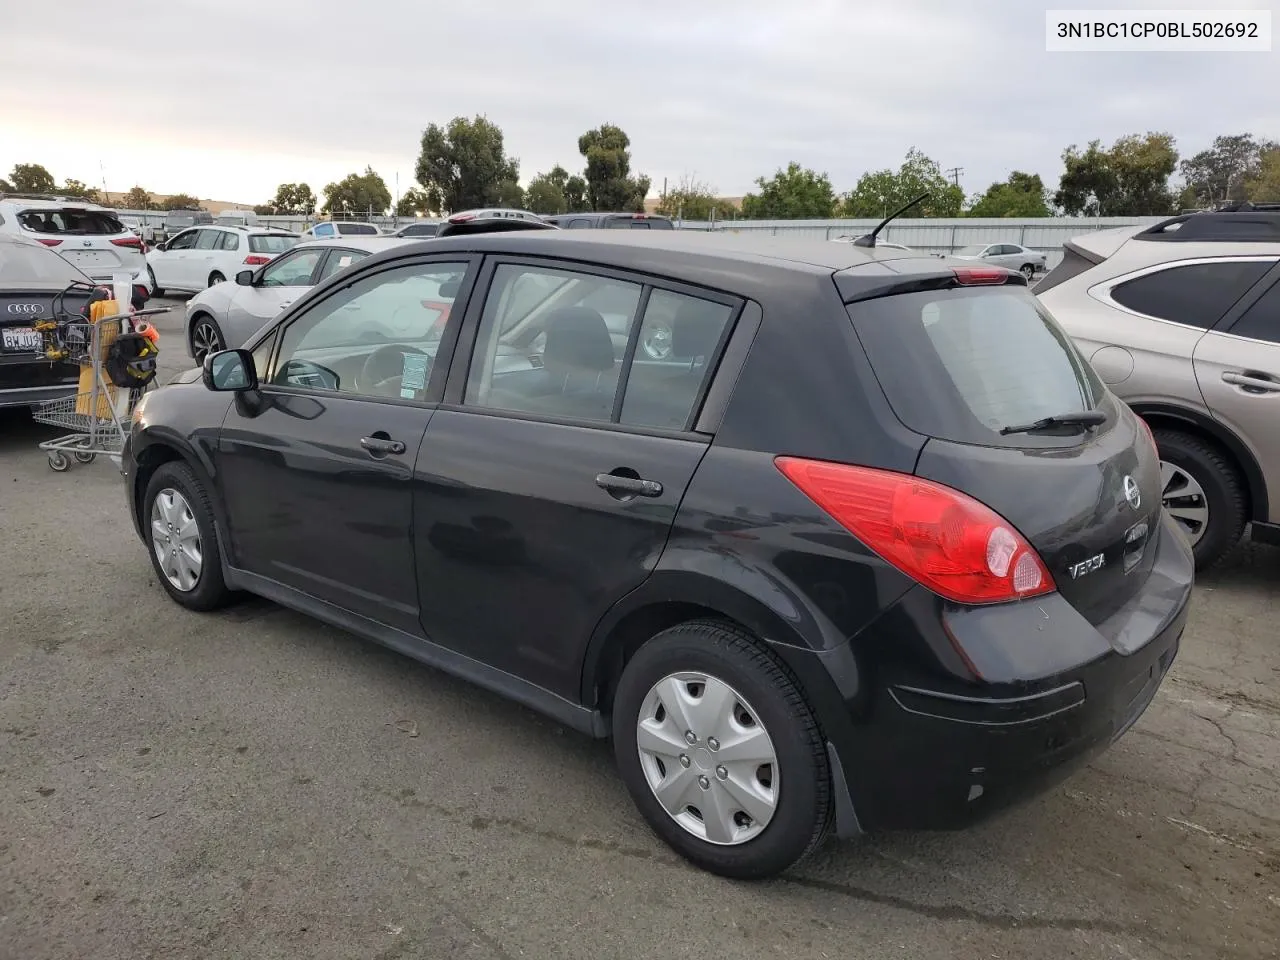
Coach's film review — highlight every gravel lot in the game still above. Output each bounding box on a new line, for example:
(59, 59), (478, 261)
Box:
(2, 297), (1278, 960)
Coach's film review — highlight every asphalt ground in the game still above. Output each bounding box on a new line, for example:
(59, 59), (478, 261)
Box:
(1, 296), (1277, 960)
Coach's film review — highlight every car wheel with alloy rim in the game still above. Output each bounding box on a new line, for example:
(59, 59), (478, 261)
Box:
(189, 314), (225, 365)
(147, 266), (164, 298)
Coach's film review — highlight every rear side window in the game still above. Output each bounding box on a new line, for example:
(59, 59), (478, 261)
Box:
(17, 208), (124, 235)
(249, 234), (297, 254)
(336, 223), (378, 236)
(1226, 279), (1280, 344)
(1109, 260), (1272, 329)
(217, 232), (240, 251)
(848, 287), (1104, 447)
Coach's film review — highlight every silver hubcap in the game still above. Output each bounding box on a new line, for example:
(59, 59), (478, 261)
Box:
(642, 322), (673, 360)
(636, 672), (778, 846)
(1160, 459), (1210, 547)
(150, 488), (203, 591)
(192, 322), (221, 362)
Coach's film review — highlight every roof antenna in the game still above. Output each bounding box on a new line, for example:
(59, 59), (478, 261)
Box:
(854, 192), (930, 247)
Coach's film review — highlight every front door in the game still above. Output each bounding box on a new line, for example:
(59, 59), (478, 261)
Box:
(152, 228), (199, 288)
(215, 256), (475, 632)
(225, 245), (328, 343)
(414, 259), (740, 700)
(1194, 271), (1280, 525)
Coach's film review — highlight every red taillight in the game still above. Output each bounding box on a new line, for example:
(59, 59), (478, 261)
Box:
(952, 266), (1008, 285)
(775, 457), (1055, 604)
(111, 236), (143, 250)
(449, 213), (476, 223)
(243, 255), (272, 265)
(37, 238), (62, 247)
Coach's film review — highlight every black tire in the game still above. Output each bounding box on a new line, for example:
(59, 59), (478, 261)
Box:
(1020, 263), (1035, 281)
(1153, 429), (1247, 570)
(147, 266), (164, 298)
(208, 271), (225, 287)
(188, 313), (226, 365)
(612, 619), (832, 880)
(142, 460), (234, 611)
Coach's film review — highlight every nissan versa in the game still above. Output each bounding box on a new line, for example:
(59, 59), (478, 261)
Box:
(124, 230), (1194, 879)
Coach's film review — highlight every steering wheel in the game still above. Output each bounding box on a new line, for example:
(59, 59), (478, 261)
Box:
(357, 344), (429, 397)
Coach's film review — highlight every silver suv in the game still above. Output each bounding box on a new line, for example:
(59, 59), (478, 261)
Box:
(1037, 204), (1280, 568)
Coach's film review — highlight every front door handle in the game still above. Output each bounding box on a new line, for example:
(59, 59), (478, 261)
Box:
(596, 471), (663, 499)
(360, 434), (406, 457)
(1221, 371), (1280, 393)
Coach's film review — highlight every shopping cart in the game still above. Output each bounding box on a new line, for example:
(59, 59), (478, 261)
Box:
(31, 303), (168, 473)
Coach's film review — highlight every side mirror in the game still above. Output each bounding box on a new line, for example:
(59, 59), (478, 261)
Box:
(202, 348), (258, 393)
(156, 242), (167, 252)
(235, 269), (255, 286)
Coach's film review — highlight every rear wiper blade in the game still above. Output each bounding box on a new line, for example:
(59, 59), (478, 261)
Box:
(998, 410), (1107, 435)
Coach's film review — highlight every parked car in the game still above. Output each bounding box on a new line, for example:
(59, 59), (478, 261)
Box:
(215, 209), (258, 227)
(394, 221), (441, 238)
(147, 225), (299, 296)
(0, 233), (99, 408)
(299, 221), (380, 240)
(1037, 205), (1280, 568)
(126, 229), (1192, 880)
(0, 194), (151, 293)
(953, 242), (1047, 280)
(160, 208), (213, 242)
(436, 209), (557, 236)
(543, 212), (675, 230)
(182, 236), (407, 362)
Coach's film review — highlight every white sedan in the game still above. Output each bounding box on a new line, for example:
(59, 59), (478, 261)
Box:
(182, 236), (409, 362)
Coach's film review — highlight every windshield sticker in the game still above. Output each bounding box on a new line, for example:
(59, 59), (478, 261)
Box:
(400, 352), (429, 399)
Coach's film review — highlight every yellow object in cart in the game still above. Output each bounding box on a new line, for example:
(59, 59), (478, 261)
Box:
(75, 299), (121, 419)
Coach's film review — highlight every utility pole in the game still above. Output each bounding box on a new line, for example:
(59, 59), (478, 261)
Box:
(946, 166), (963, 188)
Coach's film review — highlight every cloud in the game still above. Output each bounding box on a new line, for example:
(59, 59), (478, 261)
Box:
(1, 0), (1276, 204)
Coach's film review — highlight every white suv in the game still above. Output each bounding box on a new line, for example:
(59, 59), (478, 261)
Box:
(146, 224), (299, 295)
(0, 194), (151, 293)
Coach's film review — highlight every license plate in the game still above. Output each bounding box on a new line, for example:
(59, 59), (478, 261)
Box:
(1, 326), (42, 352)
(65, 250), (108, 265)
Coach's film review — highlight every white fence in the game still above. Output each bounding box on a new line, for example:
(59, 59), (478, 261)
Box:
(112, 209), (1162, 268)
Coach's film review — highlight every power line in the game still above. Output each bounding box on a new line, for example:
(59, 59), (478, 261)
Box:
(945, 166), (964, 188)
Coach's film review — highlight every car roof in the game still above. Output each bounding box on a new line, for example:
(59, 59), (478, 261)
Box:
(295, 236), (410, 253)
(0, 196), (113, 211)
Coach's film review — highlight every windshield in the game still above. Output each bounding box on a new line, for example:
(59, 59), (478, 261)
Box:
(248, 234), (298, 254)
(847, 286), (1103, 447)
(0, 239), (88, 284)
(955, 245), (986, 256)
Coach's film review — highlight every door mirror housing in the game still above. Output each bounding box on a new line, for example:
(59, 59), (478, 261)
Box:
(235, 269), (255, 286)
(156, 242), (167, 252)
(203, 348), (258, 393)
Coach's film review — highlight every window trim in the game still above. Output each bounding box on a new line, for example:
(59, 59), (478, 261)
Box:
(441, 253), (744, 436)
(1088, 255), (1280, 332)
(256, 253), (480, 407)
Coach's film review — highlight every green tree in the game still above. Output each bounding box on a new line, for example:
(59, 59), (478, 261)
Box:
(740, 162), (837, 219)
(1245, 146), (1280, 202)
(260, 182), (316, 215)
(578, 124), (650, 212)
(967, 171), (1051, 217)
(564, 174), (589, 212)
(655, 174), (723, 220)
(0, 177), (11, 193)
(525, 167), (569, 214)
(414, 115), (519, 214)
(161, 193), (202, 210)
(62, 178), (100, 202)
(321, 167), (391, 216)
(840, 148), (963, 218)
(1054, 133), (1178, 216)
(1179, 134), (1276, 208)
(395, 186), (434, 217)
(496, 179), (525, 209)
(123, 186), (154, 210)
(9, 163), (56, 194)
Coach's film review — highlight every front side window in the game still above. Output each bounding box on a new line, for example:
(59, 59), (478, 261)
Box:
(166, 230), (199, 251)
(465, 263), (643, 422)
(1110, 260), (1274, 329)
(260, 248), (324, 287)
(271, 261), (467, 400)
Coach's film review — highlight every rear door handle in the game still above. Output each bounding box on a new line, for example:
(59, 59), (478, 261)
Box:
(360, 435), (406, 457)
(595, 472), (663, 498)
(1221, 371), (1280, 393)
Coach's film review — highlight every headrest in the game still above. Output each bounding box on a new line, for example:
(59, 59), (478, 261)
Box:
(543, 307), (615, 372)
(438, 279), (460, 298)
(671, 299), (726, 359)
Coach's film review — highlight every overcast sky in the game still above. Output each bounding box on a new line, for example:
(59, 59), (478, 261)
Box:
(2, 0), (1277, 206)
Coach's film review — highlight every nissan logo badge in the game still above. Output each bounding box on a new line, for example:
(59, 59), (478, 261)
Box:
(1123, 475), (1141, 511)
(6, 303), (45, 315)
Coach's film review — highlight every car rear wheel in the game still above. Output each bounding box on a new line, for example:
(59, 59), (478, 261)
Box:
(189, 314), (225, 365)
(208, 271), (225, 287)
(143, 461), (234, 611)
(612, 619), (831, 879)
(1020, 263), (1035, 281)
(147, 266), (164, 298)
(1153, 429), (1246, 569)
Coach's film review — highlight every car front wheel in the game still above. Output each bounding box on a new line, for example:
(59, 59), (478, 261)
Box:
(143, 461), (234, 611)
(612, 619), (832, 879)
(189, 314), (226, 365)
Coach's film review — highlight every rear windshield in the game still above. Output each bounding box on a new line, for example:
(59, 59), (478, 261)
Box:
(0, 240), (87, 284)
(847, 286), (1104, 447)
(18, 208), (124, 236)
(248, 234), (298, 254)
(336, 223), (378, 236)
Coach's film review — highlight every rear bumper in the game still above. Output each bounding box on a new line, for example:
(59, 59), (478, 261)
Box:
(782, 510), (1194, 834)
(0, 382), (78, 409)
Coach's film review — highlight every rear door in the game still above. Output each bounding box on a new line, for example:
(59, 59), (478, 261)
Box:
(1194, 267), (1280, 524)
(189, 228), (224, 287)
(847, 282), (1167, 629)
(414, 257), (740, 700)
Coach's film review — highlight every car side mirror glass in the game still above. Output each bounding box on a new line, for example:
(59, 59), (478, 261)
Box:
(156, 242), (167, 252)
(203, 348), (258, 392)
(235, 269), (254, 286)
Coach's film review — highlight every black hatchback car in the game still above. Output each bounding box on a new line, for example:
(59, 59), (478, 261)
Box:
(124, 231), (1194, 879)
